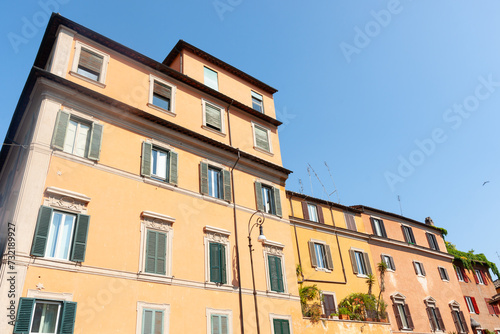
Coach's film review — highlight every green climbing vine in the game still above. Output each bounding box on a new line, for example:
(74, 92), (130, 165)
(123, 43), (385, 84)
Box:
(446, 242), (499, 278)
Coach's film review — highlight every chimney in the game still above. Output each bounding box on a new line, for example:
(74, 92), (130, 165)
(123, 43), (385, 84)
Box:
(425, 217), (434, 226)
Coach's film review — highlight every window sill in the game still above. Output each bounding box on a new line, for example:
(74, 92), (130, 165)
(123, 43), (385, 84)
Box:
(147, 103), (176, 117)
(202, 194), (231, 206)
(201, 125), (226, 137)
(315, 267), (332, 273)
(137, 272), (173, 284)
(32, 256), (80, 266)
(204, 282), (234, 291)
(416, 274), (426, 278)
(69, 71), (106, 88)
(53, 150), (96, 166)
(253, 146), (274, 156)
(143, 177), (176, 190)
(357, 274), (368, 278)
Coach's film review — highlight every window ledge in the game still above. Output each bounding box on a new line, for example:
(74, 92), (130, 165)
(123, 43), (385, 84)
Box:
(137, 272), (173, 284)
(202, 125), (226, 137)
(315, 267), (332, 273)
(266, 291), (289, 297)
(147, 103), (176, 117)
(204, 282), (234, 291)
(202, 194), (231, 206)
(69, 71), (106, 88)
(46, 187), (91, 203)
(357, 274), (369, 278)
(53, 150), (96, 166)
(416, 274), (426, 278)
(143, 177), (176, 190)
(253, 146), (274, 156)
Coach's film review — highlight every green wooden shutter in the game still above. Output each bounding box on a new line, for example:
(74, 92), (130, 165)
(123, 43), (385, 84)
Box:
(210, 242), (222, 283)
(222, 170), (231, 202)
(154, 310), (164, 334)
(325, 244), (334, 270)
(273, 319), (281, 334)
(156, 232), (167, 275)
(349, 250), (358, 274)
(143, 309), (153, 334)
(220, 244), (227, 284)
(269, 255), (284, 292)
(363, 252), (372, 275)
(51, 110), (70, 150)
(255, 182), (264, 211)
(254, 125), (270, 151)
(205, 103), (222, 131)
(308, 241), (318, 268)
(273, 319), (289, 334)
(273, 187), (282, 217)
(31, 206), (53, 257)
(211, 315), (220, 334)
(220, 315), (228, 334)
(169, 151), (178, 185)
(13, 298), (35, 333)
(200, 162), (209, 195)
(70, 213), (90, 262)
(60, 301), (77, 334)
(145, 230), (157, 273)
(87, 123), (103, 160)
(141, 142), (152, 177)
(281, 320), (290, 334)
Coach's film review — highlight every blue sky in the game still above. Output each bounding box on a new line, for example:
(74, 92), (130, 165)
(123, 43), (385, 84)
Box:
(1, 1), (499, 276)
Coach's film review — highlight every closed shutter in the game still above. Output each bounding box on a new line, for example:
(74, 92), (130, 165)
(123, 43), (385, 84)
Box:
(205, 103), (222, 131)
(452, 310), (460, 333)
(435, 307), (445, 331)
(200, 162), (209, 195)
(317, 205), (324, 223)
(404, 304), (414, 329)
(79, 48), (103, 75)
(13, 298), (35, 333)
(70, 213), (90, 262)
(154, 81), (172, 99)
(325, 244), (334, 270)
(426, 233), (433, 248)
(393, 304), (403, 330)
(254, 125), (270, 151)
(344, 213), (356, 231)
(471, 297), (479, 314)
(273, 319), (289, 334)
(493, 303), (500, 315)
(273, 187), (282, 217)
(308, 241), (317, 268)
(52, 110), (70, 150)
(426, 307), (436, 331)
(255, 182), (264, 211)
(323, 294), (336, 317)
(143, 309), (153, 334)
(141, 142), (152, 177)
(458, 310), (469, 332)
(349, 250), (358, 274)
(31, 206), (53, 257)
(169, 151), (178, 185)
(301, 202), (309, 220)
(145, 231), (167, 275)
(60, 301), (77, 334)
(222, 170), (231, 202)
(154, 310), (164, 334)
(220, 315), (228, 334)
(363, 252), (372, 275)
(269, 255), (284, 292)
(88, 123), (103, 160)
(443, 268), (449, 280)
(210, 243), (225, 284)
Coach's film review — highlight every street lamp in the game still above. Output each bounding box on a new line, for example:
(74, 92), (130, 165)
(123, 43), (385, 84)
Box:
(248, 210), (266, 334)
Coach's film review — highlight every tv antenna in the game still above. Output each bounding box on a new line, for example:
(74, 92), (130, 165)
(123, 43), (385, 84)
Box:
(324, 162), (340, 204)
(298, 179), (304, 194)
(306, 166), (314, 196)
(398, 195), (403, 216)
(307, 163), (331, 201)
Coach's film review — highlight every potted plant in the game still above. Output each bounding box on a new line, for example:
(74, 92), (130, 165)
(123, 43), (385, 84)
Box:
(338, 307), (350, 320)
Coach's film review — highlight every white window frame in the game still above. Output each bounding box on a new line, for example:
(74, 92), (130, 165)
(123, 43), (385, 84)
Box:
(204, 66), (219, 91)
(413, 260), (425, 277)
(391, 293), (411, 330)
(138, 211), (175, 279)
(465, 296), (476, 314)
(475, 269), (485, 284)
(206, 308), (233, 334)
(263, 240), (288, 294)
(251, 122), (273, 154)
(371, 216), (385, 237)
(321, 291), (337, 317)
(402, 224), (416, 244)
(307, 203), (319, 222)
(251, 91), (264, 113)
(381, 254), (395, 271)
(136, 301), (170, 334)
(449, 301), (467, 334)
(202, 99), (226, 135)
(70, 41), (109, 87)
(269, 314), (293, 334)
(204, 226), (232, 287)
(29, 300), (62, 334)
(354, 251), (368, 276)
(456, 267), (465, 281)
(63, 117), (92, 158)
(148, 75), (176, 116)
(424, 297), (444, 332)
(45, 211), (77, 261)
(310, 239), (331, 272)
(438, 266), (450, 282)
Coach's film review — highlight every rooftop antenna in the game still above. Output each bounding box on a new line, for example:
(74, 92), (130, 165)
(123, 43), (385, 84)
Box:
(308, 163), (330, 201)
(298, 179), (304, 194)
(307, 166), (314, 196)
(398, 195), (403, 216)
(324, 161), (340, 204)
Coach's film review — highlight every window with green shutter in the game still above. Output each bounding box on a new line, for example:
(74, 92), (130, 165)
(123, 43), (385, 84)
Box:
(204, 101), (224, 132)
(211, 314), (229, 334)
(253, 123), (271, 152)
(31, 206), (90, 262)
(51, 110), (103, 161)
(14, 298), (77, 334)
(145, 230), (167, 275)
(268, 255), (284, 293)
(142, 309), (164, 334)
(141, 142), (178, 185)
(209, 242), (227, 284)
(200, 162), (232, 201)
(255, 182), (282, 217)
(272, 318), (290, 334)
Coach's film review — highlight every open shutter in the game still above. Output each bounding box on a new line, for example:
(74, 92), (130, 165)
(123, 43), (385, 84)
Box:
(426, 307), (436, 331)
(435, 308), (445, 331)
(169, 151), (178, 185)
(51, 110), (70, 150)
(462, 268), (469, 283)
(88, 123), (103, 160)
(349, 250), (358, 274)
(141, 142), (152, 177)
(156, 232), (167, 275)
(380, 219), (387, 237)
(146, 230), (158, 273)
(471, 297), (479, 314)
(420, 263), (426, 276)
(308, 241), (318, 268)
(480, 271), (488, 285)
(363, 252), (372, 275)
(79, 48), (103, 75)
(60, 301), (77, 334)
(325, 244), (334, 270)
(389, 256), (396, 271)
(426, 233), (433, 248)
(222, 170), (231, 202)
(273, 187), (282, 217)
(317, 205), (324, 223)
(255, 182), (264, 211)
(13, 298), (35, 333)
(31, 206), (53, 257)
(220, 244), (227, 284)
(393, 304), (403, 330)
(459, 311), (469, 332)
(409, 227), (415, 244)
(473, 271), (479, 284)
(200, 162), (209, 195)
(70, 213), (90, 262)
(404, 304), (414, 329)
(301, 202), (309, 220)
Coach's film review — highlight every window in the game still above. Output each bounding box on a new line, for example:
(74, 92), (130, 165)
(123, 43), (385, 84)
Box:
(474, 269), (486, 285)
(402, 225), (416, 244)
(426, 233), (440, 251)
(31, 206), (90, 262)
(264, 240), (287, 294)
(206, 309), (232, 334)
(370, 217), (387, 237)
(424, 297), (445, 332)
(51, 110), (103, 160)
(71, 41), (109, 86)
(203, 100), (225, 133)
(349, 249), (372, 276)
(14, 298), (77, 334)
(204, 226), (231, 286)
(438, 267), (450, 281)
(465, 296), (479, 314)
(485, 298), (498, 315)
(391, 293), (414, 331)
(456, 267), (465, 282)
(200, 162), (231, 201)
(251, 91), (264, 113)
(381, 254), (396, 271)
(204, 67), (219, 90)
(450, 301), (469, 334)
(308, 240), (333, 270)
(145, 230), (167, 275)
(322, 293), (337, 318)
(136, 301), (170, 334)
(272, 319), (290, 334)
(344, 212), (357, 231)
(141, 143), (178, 185)
(255, 182), (282, 217)
(302, 202), (324, 223)
(252, 123), (271, 153)
(413, 261), (426, 276)
(148, 76), (176, 114)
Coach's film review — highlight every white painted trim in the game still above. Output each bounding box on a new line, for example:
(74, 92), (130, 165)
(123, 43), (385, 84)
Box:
(202, 98), (226, 134)
(269, 313), (293, 334)
(148, 74), (177, 116)
(142, 211), (175, 224)
(27, 289), (73, 301)
(251, 121), (273, 154)
(206, 308), (233, 334)
(203, 228), (232, 287)
(70, 40), (110, 86)
(138, 217), (173, 277)
(262, 240), (284, 248)
(45, 186), (91, 203)
(391, 292), (407, 302)
(136, 301), (171, 334)
(263, 246), (288, 294)
(204, 225), (231, 236)
(321, 291), (338, 317)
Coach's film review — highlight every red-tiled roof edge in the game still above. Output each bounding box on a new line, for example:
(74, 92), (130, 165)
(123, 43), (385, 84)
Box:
(286, 190), (362, 214)
(163, 40), (278, 95)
